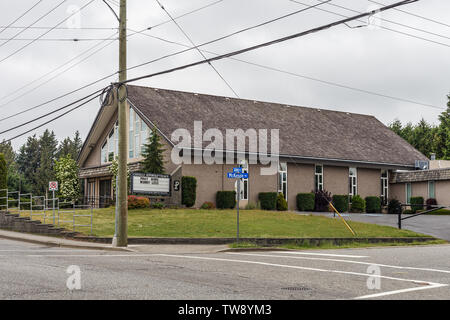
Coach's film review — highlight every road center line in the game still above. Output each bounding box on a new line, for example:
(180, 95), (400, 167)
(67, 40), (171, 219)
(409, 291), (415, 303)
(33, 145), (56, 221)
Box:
(227, 252), (450, 274)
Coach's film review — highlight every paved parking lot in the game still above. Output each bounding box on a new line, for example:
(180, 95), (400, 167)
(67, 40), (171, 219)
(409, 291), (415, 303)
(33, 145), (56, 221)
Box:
(0, 238), (449, 300)
(332, 213), (450, 241)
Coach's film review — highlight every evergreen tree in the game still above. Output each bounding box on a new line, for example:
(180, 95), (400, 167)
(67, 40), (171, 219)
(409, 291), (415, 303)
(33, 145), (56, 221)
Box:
(35, 130), (58, 194)
(411, 118), (434, 158)
(0, 141), (16, 168)
(17, 135), (41, 192)
(141, 127), (166, 174)
(57, 131), (83, 160)
(434, 96), (450, 159)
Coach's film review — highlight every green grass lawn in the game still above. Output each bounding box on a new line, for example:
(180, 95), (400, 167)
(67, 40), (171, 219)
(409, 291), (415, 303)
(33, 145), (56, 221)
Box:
(39, 207), (432, 239)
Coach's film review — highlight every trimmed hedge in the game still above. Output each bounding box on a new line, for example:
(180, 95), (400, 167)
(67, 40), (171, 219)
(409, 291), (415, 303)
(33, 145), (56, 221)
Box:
(277, 193), (288, 211)
(410, 196), (424, 213)
(182, 176), (197, 208)
(258, 192), (277, 210)
(296, 193), (315, 211)
(350, 195), (365, 213)
(216, 191), (236, 209)
(365, 196), (381, 213)
(332, 195), (348, 213)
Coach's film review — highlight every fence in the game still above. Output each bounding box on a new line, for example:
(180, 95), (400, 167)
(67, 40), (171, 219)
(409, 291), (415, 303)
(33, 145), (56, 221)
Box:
(0, 188), (94, 234)
(397, 203), (447, 229)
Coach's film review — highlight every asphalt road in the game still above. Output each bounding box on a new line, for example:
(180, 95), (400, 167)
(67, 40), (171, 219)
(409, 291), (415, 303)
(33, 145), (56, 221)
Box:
(0, 239), (449, 300)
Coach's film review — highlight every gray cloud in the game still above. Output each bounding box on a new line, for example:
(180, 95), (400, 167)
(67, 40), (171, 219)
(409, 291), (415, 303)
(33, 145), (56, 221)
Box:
(0, 0), (449, 150)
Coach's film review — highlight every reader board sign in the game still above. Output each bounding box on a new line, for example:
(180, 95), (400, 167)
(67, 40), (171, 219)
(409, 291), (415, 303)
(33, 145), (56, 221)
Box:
(130, 173), (171, 196)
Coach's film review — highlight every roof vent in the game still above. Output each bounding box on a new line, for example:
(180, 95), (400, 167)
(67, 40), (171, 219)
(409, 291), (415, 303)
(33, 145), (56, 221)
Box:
(431, 153), (436, 160)
(194, 93), (198, 96)
(317, 109), (321, 112)
(253, 101), (258, 104)
(154, 88), (158, 91)
(225, 97), (230, 100)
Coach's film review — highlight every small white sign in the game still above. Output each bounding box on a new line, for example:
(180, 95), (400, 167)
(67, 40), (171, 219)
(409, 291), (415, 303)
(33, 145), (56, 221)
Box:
(49, 181), (58, 191)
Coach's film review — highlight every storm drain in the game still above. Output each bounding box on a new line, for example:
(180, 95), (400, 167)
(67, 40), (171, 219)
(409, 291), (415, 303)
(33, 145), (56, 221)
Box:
(281, 286), (311, 291)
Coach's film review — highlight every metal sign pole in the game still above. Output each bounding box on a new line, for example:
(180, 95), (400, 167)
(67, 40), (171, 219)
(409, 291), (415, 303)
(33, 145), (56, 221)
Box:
(52, 190), (55, 225)
(237, 178), (240, 244)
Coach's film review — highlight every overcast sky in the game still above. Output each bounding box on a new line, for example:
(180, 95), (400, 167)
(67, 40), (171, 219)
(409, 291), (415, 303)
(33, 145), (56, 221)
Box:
(0, 0), (449, 150)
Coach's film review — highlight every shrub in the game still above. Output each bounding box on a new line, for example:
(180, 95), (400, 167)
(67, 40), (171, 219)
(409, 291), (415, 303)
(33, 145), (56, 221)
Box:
(276, 193), (288, 211)
(127, 195), (150, 209)
(426, 198), (437, 210)
(365, 196), (381, 213)
(151, 202), (165, 209)
(314, 190), (332, 212)
(296, 193), (315, 211)
(388, 199), (402, 215)
(245, 202), (257, 210)
(200, 201), (215, 210)
(332, 195), (348, 213)
(258, 192), (278, 210)
(410, 196), (424, 213)
(182, 176), (197, 208)
(350, 195), (365, 213)
(216, 191), (236, 209)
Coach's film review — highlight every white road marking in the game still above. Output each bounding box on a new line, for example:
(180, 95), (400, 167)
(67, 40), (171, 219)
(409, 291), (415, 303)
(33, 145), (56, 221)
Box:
(354, 283), (448, 300)
(273, 251), (369, 258)
(227, 252), (450, 274)
(157, 254), (446, 286)
(27, 254), (154, 257)
(0, 249), (108, 252)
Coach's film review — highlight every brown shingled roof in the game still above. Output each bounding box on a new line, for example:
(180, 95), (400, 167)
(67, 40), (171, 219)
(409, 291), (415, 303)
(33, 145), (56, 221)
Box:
(127, 85), (427, 167)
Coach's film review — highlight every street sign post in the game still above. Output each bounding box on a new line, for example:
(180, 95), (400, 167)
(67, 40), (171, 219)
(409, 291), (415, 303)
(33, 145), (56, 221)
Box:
(227, 167), (249, 244)
(49, 181), (58, 224)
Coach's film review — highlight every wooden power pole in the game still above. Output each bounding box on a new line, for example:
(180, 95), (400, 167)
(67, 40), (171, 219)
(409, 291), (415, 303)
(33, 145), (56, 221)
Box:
(115, 0), (128, 247)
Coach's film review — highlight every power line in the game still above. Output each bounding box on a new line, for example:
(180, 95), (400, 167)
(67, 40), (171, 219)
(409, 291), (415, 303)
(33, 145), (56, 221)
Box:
(1, 93), (101, 144)
(318, 0), (450, 41)
(120, 0), (420, 85)
(367, 0), (450, 28)
(0, 37), (118, 41)
(0, 0), (96, 65)
(155, 0), (240, 98)
(289, 0), (450, 48)
(0, 32), (118, 109)
(0, 89), (104, 135)
(0, 0), (67, 48)
(0, 0), (43, 35)
(126, 0), (332, 73)
(0, 26), (118, 31)
(0, 73), (115, 122)
(133, 29), (443, 110)
(0, 0), (226, 117)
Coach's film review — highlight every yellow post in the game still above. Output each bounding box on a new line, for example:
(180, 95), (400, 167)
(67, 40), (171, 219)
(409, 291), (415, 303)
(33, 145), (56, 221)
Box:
(329, 202), (356, 236)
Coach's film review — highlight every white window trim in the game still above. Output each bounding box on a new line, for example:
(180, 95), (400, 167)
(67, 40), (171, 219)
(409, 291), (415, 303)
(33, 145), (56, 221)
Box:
(349, 167), (357, 198)
(381, 170), (389, 202)
(315, 164), (324, 191)
(278, 162), (288, 201)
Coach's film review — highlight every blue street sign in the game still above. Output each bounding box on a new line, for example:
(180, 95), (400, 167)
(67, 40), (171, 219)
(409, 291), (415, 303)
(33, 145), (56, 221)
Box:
(227, 172), (249, 179)
(233, 167), (243, 174)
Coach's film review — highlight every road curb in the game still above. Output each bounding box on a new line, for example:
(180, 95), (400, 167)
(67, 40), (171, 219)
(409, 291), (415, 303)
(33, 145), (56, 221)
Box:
(0, 232), (131, 252)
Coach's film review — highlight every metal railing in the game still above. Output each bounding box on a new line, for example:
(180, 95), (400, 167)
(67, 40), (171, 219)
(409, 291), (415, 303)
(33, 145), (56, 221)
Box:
(0, 189), (94, 235)
(397, 204), (446, 229)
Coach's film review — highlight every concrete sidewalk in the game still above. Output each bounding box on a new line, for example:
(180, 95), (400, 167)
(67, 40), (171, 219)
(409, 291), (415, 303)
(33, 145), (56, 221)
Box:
(0, 229), (131, 252)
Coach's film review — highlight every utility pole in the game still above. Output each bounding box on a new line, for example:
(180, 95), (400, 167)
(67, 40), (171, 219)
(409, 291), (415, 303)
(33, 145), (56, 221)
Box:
(115, 0), (128, 247)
